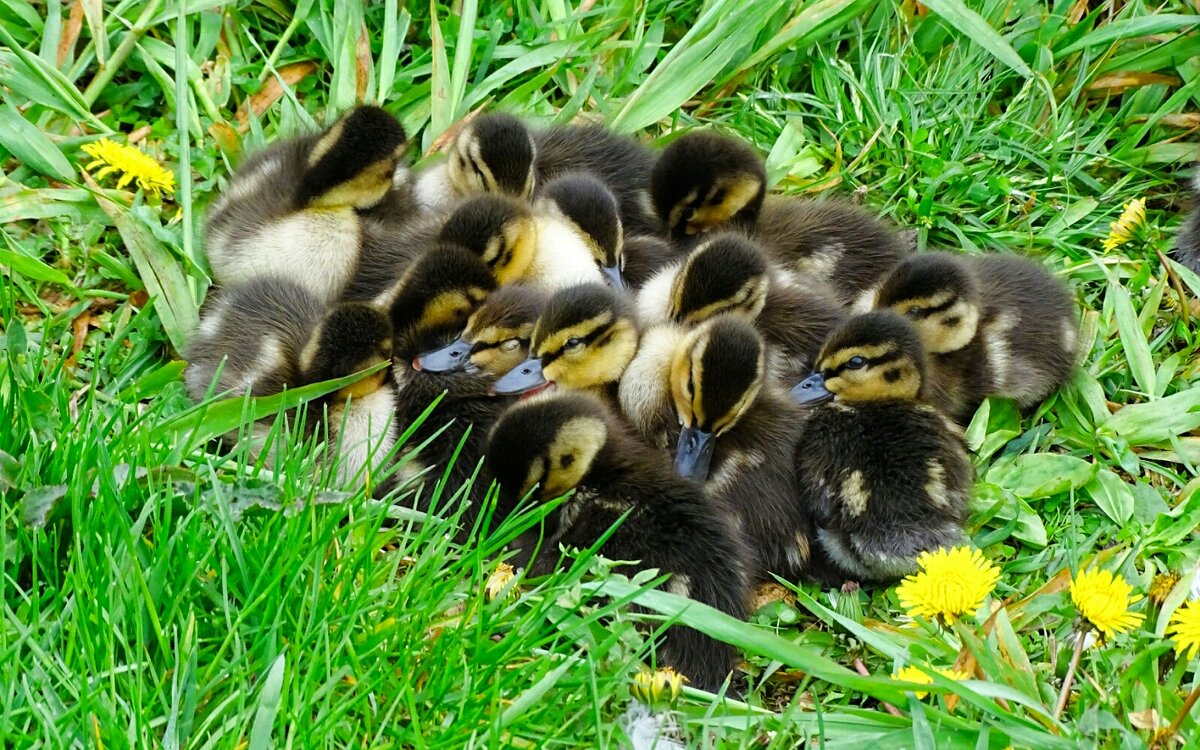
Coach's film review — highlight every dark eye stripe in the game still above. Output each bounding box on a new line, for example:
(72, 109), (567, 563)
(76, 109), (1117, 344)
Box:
(826, 352), (899, 378)
(904, 297), (957, 319)
(539, 324), (611, 366)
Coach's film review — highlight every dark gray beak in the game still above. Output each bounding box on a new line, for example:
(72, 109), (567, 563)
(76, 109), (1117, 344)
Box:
(790, 372), (834, 404)
(491, 356), (547, 395)
(414, 335), (472, 373)
(600, 264), (627, 291)
(674, 425), (715, 482)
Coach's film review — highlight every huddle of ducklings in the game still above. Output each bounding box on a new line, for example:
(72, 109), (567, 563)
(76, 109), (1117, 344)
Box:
(187, 105), (1080, 693)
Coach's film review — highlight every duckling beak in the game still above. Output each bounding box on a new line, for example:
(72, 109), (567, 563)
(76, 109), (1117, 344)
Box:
(600, 264), (627, 292)
(490, 356), (548, 395)
(414, 336), (472, 373)
(674, 426), (715, 482)
(790, 373), (834, 405)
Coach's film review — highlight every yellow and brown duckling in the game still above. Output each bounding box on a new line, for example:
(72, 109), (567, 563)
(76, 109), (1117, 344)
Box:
(638, 233), (844, 383)
(414, 112), (536, 213)
(789, 311), (971, 585)
(386, 244), (498, 345)
(651, 130), (766, 240)
(413, 284), (549, 376)
(438, 194), (602, 291)
(484, 392), (750, 693)
(205, 105), (413, 302)
(491, 282), (639, 400)
(1172, 171), (1200, 275)
(620, 316), (821, 584)
(858, 251), (1079, 424)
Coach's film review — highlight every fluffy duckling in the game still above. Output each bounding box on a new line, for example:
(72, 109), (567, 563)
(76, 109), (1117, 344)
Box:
(790, 311), (971, 584)
(205, 105), (412, 302)
(413, 112), (536, 213)
(386, 244), (498, 343)
(754, 197), (911, 305)
(651, 131), (765, 239)
(491, 283), (639, 400)
(537, 173), (674, 292)
(439, 194), (602, 291)
(1172, 171), (1200, 274)
(413, 284), (549, 375)
(620, 316), (820, 584)
(638, 233), (844, 383)
(485, 392), (750, 692)
(859, 251), (1078, 423)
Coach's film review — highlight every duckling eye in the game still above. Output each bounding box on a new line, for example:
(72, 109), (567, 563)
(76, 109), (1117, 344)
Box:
(500, 338), (521, 352)
(845, 356), (867, 370)
(904, 308), (922, 319)
(565, 337), (584, 352)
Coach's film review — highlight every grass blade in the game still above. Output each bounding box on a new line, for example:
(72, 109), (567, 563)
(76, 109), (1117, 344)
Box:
(248, 653), (286, 750)
(918, 0), (1032, 77)
(1109, 280), (1156, 398)
(1058, 15), (1200, 55)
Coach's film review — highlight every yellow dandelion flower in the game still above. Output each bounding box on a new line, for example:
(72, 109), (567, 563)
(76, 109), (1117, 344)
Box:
(1149, 572), (1181, 605)
(1069, 568), (1144, 639)
(1167, 601), (1200, 661)
(895, 546), (1001, 625)
(1101, 198), (1146, 252)
(82, 137), (176, 198)
(484, 562), (517, 602)
(892, 665), (970, 700)
(631, 667), (687, 705)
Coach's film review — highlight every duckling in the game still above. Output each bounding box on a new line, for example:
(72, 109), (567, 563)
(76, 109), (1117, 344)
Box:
(485, 392), (750, 692)
(491, 283), (639, 400)
(385, 243), (498, 343)
(1172, 170), (1200, 275)
(536, 173), (675, 292)
(205, 105), (413, 302)
(638, 233), (844, 383)
(413, 284), (548, 375)
(651, 131), (765, 240)
(620, 316), (820, 584)
(438, 194), (602, 291)
(413, 112), (536, 214)
(789, 311), (972, 584)
(754, 197), (911, 306)
(858, 251), (1078, 424)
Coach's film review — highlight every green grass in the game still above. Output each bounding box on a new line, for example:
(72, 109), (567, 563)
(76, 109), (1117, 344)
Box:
(2, 0), (1200, 747)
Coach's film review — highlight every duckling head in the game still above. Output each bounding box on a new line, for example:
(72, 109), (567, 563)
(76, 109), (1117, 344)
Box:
(390, 244), (497, 344)
(670, 315), (766, 482)
(413, 284), (548, 375)
(791, 311), (927, 405)
(439, 195), (538, 285)
(485, 392), (611, 502)
(492, 283), (638, 396)
(537, 173), (626, 290)
(300, 303), (394, 400)
(669, 233), (769, 324)
(446, 112), (536, 200)
(651, 131), (766, 238)
(296, 105), (408, 211)
(864, 253), (981, 354)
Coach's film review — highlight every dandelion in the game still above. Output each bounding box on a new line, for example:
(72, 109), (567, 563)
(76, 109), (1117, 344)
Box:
(1167, 600), (1200, 661)
(82, 137), (176, 198)
(631, 667), (687, 706)
(1101, 198), (1146, 252)
(1069, 568), (1145, 639)
(892, 665), (969, 700)
(894, 546), (1001, 626)
(484, 562), (517, 602)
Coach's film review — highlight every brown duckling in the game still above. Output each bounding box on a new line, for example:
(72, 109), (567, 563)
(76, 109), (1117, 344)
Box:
(413, 112), (536, 213)
(637, 233), (844, 383)
(859, 251), (1079, 423)
(1171, 171), (1200, 275)
(490, 283), (639, 401)
(386, 244), (498, 344)
(413, 284), (549, 375)
(789, 311), (972, 585)
(205, 105), (413, 302)
(651, 131), (765, 240)
(485, 392), (750, 693)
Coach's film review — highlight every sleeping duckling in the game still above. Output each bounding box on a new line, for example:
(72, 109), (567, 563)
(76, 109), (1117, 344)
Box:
(490, 283), (639, 401)
(413, 112), (536, 214)
(205, 105), (412, 302)
(859, 251), (1078, 424)
(386, 244), (498, 343)
(651, 131), (765, 240)
(638, 233), (844, 383)
(789, 311), (972, 585)
(438, 195), (602, 291)
(485, 392), (750, 693)
(620, 316), (820, 584)
(754, 197), (911, 306)
(413, 284), (549, 375)
(537, 173), (675, 292)
(1171, 170), (1200, 275)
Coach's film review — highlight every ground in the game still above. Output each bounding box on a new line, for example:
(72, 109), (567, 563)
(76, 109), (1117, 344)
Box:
(2, 0), (1200, 748)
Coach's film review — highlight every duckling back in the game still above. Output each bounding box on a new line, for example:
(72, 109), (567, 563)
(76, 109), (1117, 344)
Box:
(1172, 171), (1200, 275)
